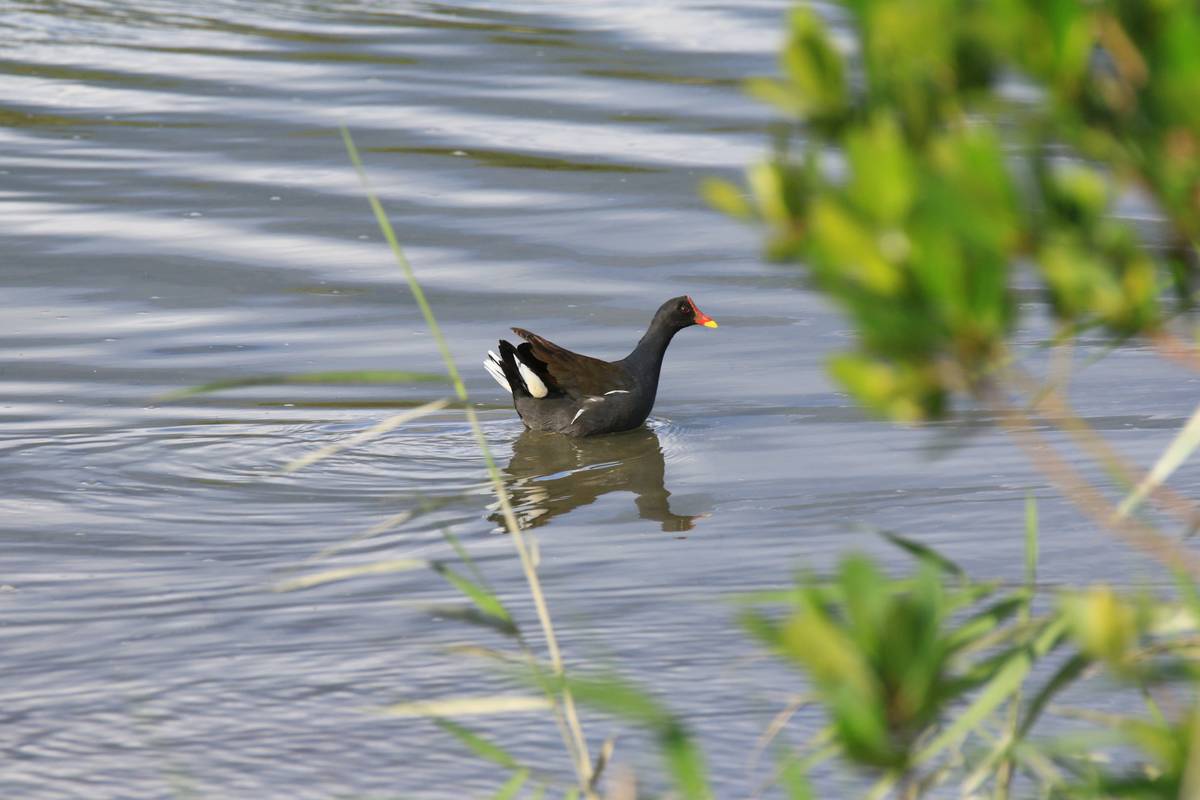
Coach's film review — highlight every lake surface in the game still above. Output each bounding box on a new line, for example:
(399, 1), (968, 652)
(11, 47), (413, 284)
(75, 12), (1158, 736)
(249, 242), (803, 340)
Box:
(3, 1), (1198, 797)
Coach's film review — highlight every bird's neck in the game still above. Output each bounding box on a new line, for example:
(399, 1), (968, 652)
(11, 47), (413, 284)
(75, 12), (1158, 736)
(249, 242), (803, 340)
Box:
(625, 320), (677, 378)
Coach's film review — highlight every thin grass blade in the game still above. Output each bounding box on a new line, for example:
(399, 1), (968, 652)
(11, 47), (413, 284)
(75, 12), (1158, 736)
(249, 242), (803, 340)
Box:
(433, 564), (517, 636)
(305, 497), (455, 564)
(915, 616), (1067, 765)
(491, 769), (529, 800)
(1115, 399), (1200, 519)
(1181, 705), (1200, 800)
(434, 564), (512, 623)
(435, 719), (521, 769)
(427, 605), (519, 637)
(561, 674), (709, 799)
(161, 369), (445, 400)
(442, 528), (489, 585)
(873, 528), (966, 578)
(1025, 493), (1039, 588)
(383, 695), (552, 718)
(663, 729), (711, 800)
(588, 737), (616, 792)
(959, 729), (1015, 795)
(777, 754), (815, 800)
(274, 558), (426, 592)
(282, 397), (450, 473)
(1018, 653), (1091, 738)
(751, 695), (811, 771)
(342, 125), (592, 788)
(944, 595), (1027, 655)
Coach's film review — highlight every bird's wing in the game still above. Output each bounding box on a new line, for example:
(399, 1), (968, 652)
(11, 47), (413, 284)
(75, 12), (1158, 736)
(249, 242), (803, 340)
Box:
(511, 327), (631, 398)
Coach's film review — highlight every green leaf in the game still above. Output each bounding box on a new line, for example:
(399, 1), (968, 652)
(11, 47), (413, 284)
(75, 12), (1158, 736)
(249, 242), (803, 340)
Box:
(780, 7), (847, 118)
(828, 354), (935, 422)
(563, 674), (670, 728)
(745, 76), (809, 117)
(700, 177), (754, 220)
(778, 754), (815, 800)
(426, 605), (520, 638)
(809, 198), (901, 295)
(779, 597), (878, 701)
(846, 114), (914, 224)
(1025, 494), (1039, 589)
(490, 768), (529, 800)
(663, 723), (711, 800)
(747, 162), (793, 225)
(876, 530), (966, 578)
(1019, 653), (1091, 738)
(914, 616), (1067, 765)
(435, 719), (521, 769)
(441, 528), (489, 584)
(562, 674), (711, 800)
(840, 555), (889, 653)
(944, 595), (1027, 655)
(433, 563), (516, 635)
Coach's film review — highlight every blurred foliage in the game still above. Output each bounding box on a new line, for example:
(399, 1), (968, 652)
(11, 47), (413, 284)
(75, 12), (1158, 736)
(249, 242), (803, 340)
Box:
(743, 556), (971, 771)
(696, 5), (1200, 789)
(410, 512), (1200, 799)
(738, 532), (1200, 799)
(705, 0), (1200, 420)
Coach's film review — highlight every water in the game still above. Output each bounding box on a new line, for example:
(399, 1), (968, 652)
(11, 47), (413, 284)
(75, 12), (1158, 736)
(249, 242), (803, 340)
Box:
(3, 2), (1198, 797)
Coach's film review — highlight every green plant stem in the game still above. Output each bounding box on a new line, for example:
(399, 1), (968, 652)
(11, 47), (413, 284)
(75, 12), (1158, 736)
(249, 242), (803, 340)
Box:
(340, 126), (594, 793)
(993, 495), (1040, 799)
(1181, 697), (1200, 797)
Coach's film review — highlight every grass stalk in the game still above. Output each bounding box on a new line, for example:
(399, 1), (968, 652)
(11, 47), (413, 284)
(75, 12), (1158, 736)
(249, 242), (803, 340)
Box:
(986, 376), (1200, 577)
(1011, 366), (1200, 530)
(991, 496), (1039, 799)
(339, 126), (594, 792)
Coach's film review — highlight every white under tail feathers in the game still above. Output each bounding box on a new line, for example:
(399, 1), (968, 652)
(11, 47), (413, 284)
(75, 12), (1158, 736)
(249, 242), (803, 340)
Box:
(484, 348), (548, 398)
(517, 360), (549, 398)
(484, 350), (511, 393)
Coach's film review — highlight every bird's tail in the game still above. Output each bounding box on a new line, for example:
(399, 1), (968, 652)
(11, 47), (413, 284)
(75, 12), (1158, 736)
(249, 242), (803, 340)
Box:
(484, 345), (512, 394)
(485, 340), (548, 398)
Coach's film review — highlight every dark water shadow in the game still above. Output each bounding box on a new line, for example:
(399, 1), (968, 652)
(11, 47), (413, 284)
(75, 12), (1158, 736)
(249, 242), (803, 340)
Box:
(491, 426), (700, 532)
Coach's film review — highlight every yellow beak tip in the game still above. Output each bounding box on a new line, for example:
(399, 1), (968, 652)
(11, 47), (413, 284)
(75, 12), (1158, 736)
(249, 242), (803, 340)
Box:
(702, 320), (719, 328)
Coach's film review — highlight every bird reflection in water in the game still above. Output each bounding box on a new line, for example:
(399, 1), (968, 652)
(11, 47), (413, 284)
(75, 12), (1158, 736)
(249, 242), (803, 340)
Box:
(489, 426), (701, 532)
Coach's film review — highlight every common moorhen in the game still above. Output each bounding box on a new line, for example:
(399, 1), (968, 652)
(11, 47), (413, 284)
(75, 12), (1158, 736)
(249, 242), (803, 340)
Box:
(483, 296), (717, 436)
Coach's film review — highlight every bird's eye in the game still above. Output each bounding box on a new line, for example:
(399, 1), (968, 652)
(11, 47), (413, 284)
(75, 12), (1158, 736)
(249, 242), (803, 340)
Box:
(678, 303), (689, 313)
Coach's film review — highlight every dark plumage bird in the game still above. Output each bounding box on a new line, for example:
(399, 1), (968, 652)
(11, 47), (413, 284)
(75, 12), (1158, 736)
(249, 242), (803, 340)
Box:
(484, 296), (717, 437)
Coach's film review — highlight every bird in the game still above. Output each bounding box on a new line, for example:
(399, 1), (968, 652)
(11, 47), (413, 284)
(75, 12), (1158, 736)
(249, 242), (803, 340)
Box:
(484, 295), (717, 437)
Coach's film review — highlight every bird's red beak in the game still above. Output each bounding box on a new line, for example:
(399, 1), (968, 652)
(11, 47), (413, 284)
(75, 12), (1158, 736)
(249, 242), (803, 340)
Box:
(687, 296), (718, 328)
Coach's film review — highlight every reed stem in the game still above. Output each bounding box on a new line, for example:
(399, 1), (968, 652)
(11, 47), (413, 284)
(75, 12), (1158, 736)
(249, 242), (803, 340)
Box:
(340, 126), (594, 792)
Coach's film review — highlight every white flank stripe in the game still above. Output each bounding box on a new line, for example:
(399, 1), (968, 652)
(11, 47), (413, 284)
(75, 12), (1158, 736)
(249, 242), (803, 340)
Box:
(571, 409), (585, 424)
(517, 361), (548, 398)
(604, 389), (629, 395)
(483, 358), (511, 393)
